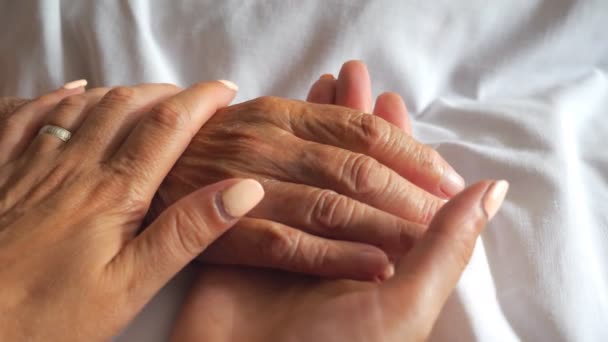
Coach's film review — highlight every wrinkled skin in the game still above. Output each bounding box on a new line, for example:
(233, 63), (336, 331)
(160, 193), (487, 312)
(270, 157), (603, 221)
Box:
(171, 61), (500, 342)
(149, 95), (462, 280)
(0, 68), (463, 281)
(172, 181), (498, 342)
(0, 81), (258, 341)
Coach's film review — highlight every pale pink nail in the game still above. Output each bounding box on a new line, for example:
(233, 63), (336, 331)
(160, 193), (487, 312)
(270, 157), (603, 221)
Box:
(217, 80), (239, 92)
(378, 264), (395, 282)
(221, 179), (264, 218)
(440, 166), (466, 197)
(482, 180), (509, 220)
(62, 79), (88, 90)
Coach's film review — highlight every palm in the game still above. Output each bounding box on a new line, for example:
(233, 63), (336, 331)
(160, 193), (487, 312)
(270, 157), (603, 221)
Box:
(174, 265), (412, 342)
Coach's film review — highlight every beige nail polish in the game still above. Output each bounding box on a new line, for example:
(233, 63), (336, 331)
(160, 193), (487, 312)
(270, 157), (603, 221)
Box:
(320, 74), (335, 80)
(482, 180), (509, 220)
(221, 179), (264, 218)
(63, 79), (88, 90)
(217, 80), (239, 91)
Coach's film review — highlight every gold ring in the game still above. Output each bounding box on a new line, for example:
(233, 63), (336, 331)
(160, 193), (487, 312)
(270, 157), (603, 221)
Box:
(38, 125), (72, 142)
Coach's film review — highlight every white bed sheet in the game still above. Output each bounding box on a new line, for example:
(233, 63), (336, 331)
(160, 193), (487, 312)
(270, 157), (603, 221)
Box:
(1, 1), (607, 341)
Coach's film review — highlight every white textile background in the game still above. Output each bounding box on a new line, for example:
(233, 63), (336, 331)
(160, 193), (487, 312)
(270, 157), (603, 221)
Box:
(1, 1), (607, 341)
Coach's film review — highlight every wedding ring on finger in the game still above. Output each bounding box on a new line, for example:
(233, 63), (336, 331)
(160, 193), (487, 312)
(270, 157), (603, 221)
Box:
(38, 125), (72, 142)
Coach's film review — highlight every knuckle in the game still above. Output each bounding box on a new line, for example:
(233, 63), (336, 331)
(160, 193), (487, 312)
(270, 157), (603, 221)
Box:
(253, 96), (279, 109)
(310, 189), (353, 231)
(0, 97), (29, 119)
(250, 96), (288, 117)
(149, 100), (190, 132)
(341, 152), (384, 195)
(56, 94), (86, 111)
(168, 206), (212, 257)
(356, 113), (391, 149)
(86, 87), (112, 98)
(121, 195), (150, 220)
(33, 93), (58, 109)
(105, 86), (136, 104)
(259, 224), (298, 265)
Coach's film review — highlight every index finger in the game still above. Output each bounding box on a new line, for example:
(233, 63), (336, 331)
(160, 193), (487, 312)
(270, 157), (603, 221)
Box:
(110, 80), (237, 198)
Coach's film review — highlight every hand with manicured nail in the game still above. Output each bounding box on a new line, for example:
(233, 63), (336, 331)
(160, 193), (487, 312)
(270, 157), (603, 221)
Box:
(171, 60), (487, 341)
(149, 62), (465, 281)
(171, 180), (508, 342)
(0, 81), (264, 341)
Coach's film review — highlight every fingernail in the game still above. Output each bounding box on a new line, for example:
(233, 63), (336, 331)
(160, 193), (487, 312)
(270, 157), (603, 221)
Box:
(482, 180), (509, 220)
(217, 80), (239, 92)
(320, 74), (335, 80)
(377, 264), (395, 282)
(63, 79), (88, 90)
(220, 179), (264, 218)
(440, 167), (466, 197)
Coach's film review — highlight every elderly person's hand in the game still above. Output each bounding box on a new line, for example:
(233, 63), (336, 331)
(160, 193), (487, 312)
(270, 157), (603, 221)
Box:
(148, 62), (465, 281)
(0, 81), (264, 341)
(170, 63), (509, 341)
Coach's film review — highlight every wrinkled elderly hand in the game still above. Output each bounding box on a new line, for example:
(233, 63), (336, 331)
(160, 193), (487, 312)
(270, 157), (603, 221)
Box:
(0, 81), (265, 341)
(171, 62), (508, 342)
(149, 63), (465, 281)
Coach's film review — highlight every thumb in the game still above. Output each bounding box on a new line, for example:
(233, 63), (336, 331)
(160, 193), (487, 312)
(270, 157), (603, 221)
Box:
(381, 180), (509, 334)
(116, 178), (264, 303)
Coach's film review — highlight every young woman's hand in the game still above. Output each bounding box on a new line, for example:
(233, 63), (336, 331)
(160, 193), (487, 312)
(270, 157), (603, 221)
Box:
(171, 180), (508, 342)
(0, 81), (264, 341)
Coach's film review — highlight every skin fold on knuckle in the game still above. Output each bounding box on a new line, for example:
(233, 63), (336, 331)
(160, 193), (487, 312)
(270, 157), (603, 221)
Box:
(309, 189), (354, 234)
(105, 86), (137, 105)
(56, 94), (87, 112)
(417, 196), (443, 225)
(340, 152), (387, 197)
(31, 93), (59, 110)
(354, 113), (392, 152)
(165, 204), (216, 258)
(258, 223), (299, 267)
(149, 99), (191, 133)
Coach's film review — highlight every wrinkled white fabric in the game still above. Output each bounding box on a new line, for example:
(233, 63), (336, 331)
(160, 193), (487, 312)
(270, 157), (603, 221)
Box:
(1, 1), (607, 341)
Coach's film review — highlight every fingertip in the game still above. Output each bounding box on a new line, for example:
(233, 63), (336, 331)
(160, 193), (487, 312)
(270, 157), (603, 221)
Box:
(307, 75), (337, 104)
(337, 60), (372, 112)
(340, 60), (369, 74)
(431, 179), (507, 236)
(62, 79), (88, 90)
(482, 180), (509, 220)
(373, 91), (411, 133)
(376, 264), (395, 283)
(217, 80), (239, 92)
